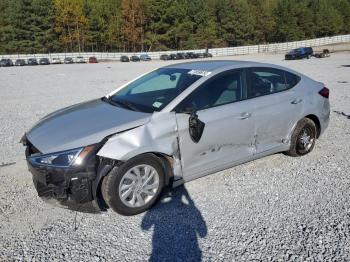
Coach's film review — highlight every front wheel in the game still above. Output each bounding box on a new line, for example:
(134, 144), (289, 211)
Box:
(285, 118), (317, 157)
(101, 154), (165, 215)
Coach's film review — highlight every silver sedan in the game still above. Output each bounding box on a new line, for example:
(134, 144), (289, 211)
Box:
(23, 60), (330, 215)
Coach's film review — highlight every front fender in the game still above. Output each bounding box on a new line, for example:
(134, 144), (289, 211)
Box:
(97, 111), (180, 166)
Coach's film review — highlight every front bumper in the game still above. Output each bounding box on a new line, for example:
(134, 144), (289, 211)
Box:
(27, 160), (102, 213)
(24, 140), (110, 213)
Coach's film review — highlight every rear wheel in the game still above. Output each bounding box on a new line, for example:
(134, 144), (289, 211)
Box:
(101, 154), (165, 215)
(285, 118), (317, 157)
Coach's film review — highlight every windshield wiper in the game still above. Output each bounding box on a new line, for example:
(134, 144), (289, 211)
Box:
(101, 96), (138, 111)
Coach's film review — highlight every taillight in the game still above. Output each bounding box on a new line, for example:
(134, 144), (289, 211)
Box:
(319, 87), (329, 98)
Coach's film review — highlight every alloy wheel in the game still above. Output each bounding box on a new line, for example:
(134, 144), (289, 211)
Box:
(118, 164), (160, 208)
(297, 125), (315, 154)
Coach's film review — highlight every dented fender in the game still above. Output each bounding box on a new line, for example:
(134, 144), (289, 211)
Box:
(97, 111), (183, 179)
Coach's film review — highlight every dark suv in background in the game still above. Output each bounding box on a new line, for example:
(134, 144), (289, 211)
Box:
(39, 58), (50, 65)
(285, 47), (313, 60)
(28, 58), (38, 65)
(15, 59), (26, 66)
(64, 57), (74, 64)
(120, 55), (130, 62)
(0, 59), (14, 67)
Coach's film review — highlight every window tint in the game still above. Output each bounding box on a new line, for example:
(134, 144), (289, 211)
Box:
(110, 68), (202, 112)
(247, 67), (289, 98)
(176, 70), (244, 112)
(130, 73), (180, 94)
(285, 71), (301, 88)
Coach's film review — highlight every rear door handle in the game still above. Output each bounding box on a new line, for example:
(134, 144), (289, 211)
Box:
(291, 98), (303, 104)
(239, 112), (252, 120)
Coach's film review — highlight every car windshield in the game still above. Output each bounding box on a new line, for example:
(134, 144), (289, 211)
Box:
(107, 68), (203, 113)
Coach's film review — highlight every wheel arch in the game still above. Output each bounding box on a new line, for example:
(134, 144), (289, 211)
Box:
(304, 114), (321, 138)
(93, 152), (176, 210)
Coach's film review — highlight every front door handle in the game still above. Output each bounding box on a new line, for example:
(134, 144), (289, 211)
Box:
(291, 98), (303, 104)
(239, 112), (251, 120)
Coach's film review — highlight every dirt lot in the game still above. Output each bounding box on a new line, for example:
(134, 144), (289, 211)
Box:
(1, 53), (350, 261)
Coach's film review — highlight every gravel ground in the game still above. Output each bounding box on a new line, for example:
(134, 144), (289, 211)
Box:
(0, 53), (350, 261)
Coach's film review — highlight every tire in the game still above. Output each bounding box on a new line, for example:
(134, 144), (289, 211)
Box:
(285, 118), (317, 157)
(101, 154), (165, 216)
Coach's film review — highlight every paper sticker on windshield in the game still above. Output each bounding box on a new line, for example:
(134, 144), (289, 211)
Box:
(153, 101), (163, 108)
(188, 70), (211, 77)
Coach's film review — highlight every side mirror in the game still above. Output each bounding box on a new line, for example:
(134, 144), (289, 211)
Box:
(188, 111), (205, 143)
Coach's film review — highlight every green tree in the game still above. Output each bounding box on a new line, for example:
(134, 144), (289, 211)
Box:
(311, 0), (344, 37)
(249, 0), (276, 43)
(1, 0), (350, 54)
(53, 0), (88, 52)
(216, 0), (256, 46)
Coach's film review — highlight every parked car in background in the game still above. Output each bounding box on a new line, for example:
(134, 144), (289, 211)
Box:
(285, 47), (313, 60)
(140, 54), (151, 61)
(130, 55), (140, 62)
(27, 58), (38, 65)
(169, 54), (179, 60)
(183, 53), (191, 59)
(0, 59), (14, 67)
(64, 57), (74, 64)
(120, 56), (130, 62)
(313, 49), (330, 58)
(160, 54), (170, 60)
(203, 52), (213, 58)
(51, 58), (62, 64)
(76, 56), (86, 63)
(186, 52), (198, 59)
(176, 53), (186, 59)
(89, 56), (98, 63)
(15, 59), (26, 66)
(39, 58), (50, 65)
(21, 60), (330, 216)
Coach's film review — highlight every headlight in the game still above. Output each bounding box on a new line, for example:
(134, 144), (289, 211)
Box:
(30, 146), (95, 167)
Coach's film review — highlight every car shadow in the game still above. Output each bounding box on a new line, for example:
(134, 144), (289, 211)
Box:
(141, 186), (207, 261)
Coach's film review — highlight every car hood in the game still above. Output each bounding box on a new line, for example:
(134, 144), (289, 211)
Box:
(26, 99), (151, 154)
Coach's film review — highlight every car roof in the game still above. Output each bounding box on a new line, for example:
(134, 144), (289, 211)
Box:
(164, 60), (284, 71)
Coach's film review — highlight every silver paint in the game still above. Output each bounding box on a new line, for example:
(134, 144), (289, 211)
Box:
(26, 60), (330, 185)
(26, 99), (151, 153)
(97, 61), (330, 183)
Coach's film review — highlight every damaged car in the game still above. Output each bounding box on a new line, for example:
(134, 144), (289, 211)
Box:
(22, 60), (330, 215)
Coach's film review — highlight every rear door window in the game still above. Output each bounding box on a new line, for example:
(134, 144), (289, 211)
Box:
(247, 67), (289, 98)
(285, 71), (301, 89)
(246, 67), (301, 99)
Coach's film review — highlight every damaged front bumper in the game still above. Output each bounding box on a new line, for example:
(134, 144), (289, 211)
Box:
(24, 138), (111, 213)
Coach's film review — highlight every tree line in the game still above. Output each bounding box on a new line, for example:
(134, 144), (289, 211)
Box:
(0, 0), (349, 54)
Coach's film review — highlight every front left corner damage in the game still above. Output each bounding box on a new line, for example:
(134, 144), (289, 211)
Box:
(97, 112), (183, 181)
